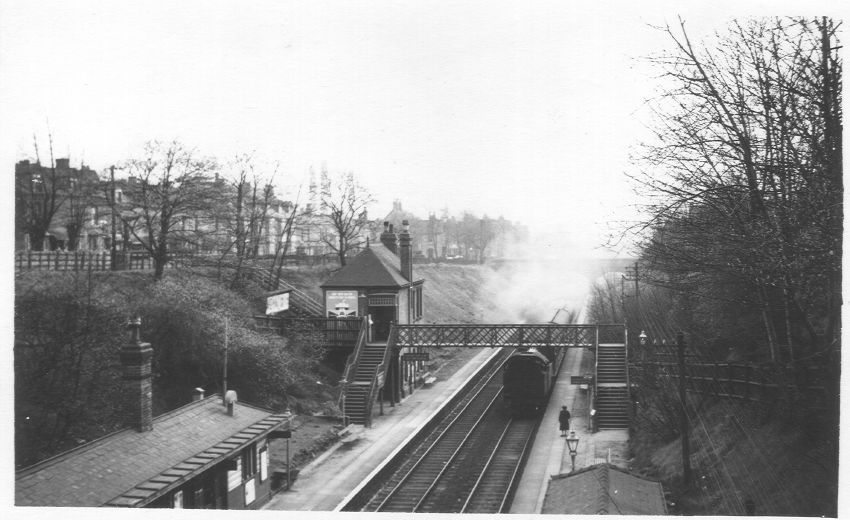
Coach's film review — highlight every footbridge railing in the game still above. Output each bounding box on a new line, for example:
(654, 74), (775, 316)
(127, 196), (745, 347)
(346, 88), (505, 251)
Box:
(390, 323), (625, 349)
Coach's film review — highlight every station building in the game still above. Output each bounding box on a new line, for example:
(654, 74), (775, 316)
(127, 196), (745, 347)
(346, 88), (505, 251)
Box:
(15, 321), (290, 509)
(321, 219), (426, 410)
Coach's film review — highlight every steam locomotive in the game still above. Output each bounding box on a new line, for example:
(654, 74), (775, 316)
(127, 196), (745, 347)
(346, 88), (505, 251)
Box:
(502, 344), (563, 417)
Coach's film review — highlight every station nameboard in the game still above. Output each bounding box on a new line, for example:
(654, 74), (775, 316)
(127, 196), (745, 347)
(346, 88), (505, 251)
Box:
(402, 353), (429, 362)
(266, 290), (291, 315)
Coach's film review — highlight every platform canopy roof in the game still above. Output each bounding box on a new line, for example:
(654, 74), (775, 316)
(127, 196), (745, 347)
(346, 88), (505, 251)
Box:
(16, 395), (288, 507)
(321, 244), (422, 289)
(542, 463), (667, 515)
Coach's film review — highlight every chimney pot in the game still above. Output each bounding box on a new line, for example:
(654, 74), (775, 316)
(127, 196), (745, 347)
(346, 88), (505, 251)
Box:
(380, 221), (398, 254)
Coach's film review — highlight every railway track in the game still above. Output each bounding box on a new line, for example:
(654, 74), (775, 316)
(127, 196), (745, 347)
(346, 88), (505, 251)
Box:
(343, 347), (542, 513)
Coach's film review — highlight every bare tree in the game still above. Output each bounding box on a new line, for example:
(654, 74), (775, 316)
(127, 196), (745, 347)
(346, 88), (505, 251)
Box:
(269, 196), (305, 288)
(319, 169), (375, 266)
(217, 154), (276, 286)
(16, 133), (66, 250)
(630, 17), (841, 364)
(119, 141), (220, 280)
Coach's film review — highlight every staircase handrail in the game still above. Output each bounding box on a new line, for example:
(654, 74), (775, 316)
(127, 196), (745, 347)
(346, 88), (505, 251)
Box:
(593, 325), (600, 433)
(185, 257), (325, 316)
(245, 266), (325, 316)
(363, 362), (385, 428)
(339, 316), (370, 419)
(362, 325), (398, 426)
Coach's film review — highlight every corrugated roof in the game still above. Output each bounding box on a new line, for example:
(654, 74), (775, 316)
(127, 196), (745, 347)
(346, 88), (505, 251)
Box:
(321, 244), (420, 288)
(16, 395), (288, 507)
(542, 463), (667, 515)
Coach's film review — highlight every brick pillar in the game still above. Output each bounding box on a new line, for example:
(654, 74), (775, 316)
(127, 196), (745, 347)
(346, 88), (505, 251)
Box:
(119, 317), (154, 432)
(399, 220), (412, 282)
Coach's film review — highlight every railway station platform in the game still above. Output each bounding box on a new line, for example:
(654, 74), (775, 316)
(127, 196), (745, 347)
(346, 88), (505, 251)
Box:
(510, 345), (630, 513)
(262, 348), (500, 511)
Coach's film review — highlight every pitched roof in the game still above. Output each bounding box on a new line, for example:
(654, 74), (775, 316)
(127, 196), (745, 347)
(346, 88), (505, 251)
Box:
(321, 244), (420, 288)
(16, 395), (288, 507)
(542, 463), (667, 515)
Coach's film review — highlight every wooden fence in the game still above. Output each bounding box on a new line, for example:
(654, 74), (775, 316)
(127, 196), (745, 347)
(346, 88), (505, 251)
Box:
(633, 361), (828, 408)
(14, 250), (156, 271)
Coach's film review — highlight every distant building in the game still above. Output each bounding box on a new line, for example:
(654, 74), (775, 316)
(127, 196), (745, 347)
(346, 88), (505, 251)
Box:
(15, 321), (290, 509)
(15, 158), (108, 251)
(542, 463), (667, 515)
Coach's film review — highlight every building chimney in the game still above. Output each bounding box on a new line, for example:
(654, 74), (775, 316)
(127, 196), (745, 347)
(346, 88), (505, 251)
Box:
(399, 220), (413, 282)
(380, 221), (398, 255)
(55, 158), (70, 170)
(224, 390), (238, 416)
(119, 317), (154, 432)
(192, 387), (205, 401)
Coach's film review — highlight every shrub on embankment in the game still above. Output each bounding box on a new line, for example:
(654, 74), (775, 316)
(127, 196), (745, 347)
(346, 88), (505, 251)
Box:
(14, 262), (511, 468)
(14, 269), (334, 468)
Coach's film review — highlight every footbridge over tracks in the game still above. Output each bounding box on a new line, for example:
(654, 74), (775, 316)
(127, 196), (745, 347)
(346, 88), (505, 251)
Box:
(342, 323), (629, 431)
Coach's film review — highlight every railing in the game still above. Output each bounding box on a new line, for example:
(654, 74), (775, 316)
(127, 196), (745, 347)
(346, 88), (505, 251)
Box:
(391, 324), (625, 349)
(364, 363), (384, 428)
(339, 317), (370, 424)
(254, 316), (361, 348)
(363, 324), (400, 424)
(241, 265), (325, 316)
(592, 327), (599, 433)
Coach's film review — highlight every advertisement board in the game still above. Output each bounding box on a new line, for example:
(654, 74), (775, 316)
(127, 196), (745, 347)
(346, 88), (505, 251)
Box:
(326, 290), (359, 317)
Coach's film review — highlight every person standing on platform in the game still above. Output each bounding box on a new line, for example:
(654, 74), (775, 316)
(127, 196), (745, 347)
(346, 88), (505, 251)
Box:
(558, 406), (571, 436)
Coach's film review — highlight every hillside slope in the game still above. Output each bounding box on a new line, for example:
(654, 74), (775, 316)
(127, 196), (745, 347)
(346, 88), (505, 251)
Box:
(631, 396), (837, 516)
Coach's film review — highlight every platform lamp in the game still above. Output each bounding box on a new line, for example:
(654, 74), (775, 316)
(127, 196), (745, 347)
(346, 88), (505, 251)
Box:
(639, 330), (647, 346)
(566, 431), (580, 472)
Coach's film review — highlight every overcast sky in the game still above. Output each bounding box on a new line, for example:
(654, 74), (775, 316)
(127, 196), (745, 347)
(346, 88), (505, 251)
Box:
(1, 0), (841, 257)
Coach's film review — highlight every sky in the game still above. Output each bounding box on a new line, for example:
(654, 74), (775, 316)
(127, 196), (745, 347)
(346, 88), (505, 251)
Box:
(1, 0), (843, 258)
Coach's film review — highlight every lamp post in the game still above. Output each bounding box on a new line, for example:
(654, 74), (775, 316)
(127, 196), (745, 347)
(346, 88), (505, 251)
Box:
(566, 430), (580, 472)
(639, 330), (647, 346)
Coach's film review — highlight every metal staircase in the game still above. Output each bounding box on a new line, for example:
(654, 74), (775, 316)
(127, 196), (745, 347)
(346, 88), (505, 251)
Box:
(595, 343), (629, 429)
(343, 342), (388, 425)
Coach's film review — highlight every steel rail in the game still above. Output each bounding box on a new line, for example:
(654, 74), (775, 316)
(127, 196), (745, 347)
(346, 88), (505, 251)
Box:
(373, 351), (511, 512)
(461, 417), (537, 513)
(410, 389), (504, 512)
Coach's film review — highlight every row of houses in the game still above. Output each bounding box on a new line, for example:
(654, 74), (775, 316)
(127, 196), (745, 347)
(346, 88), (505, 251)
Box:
(14, 158), (342, 258)
(15, 158), (514, 264)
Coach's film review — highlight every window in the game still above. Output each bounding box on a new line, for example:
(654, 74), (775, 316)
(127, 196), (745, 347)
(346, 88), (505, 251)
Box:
(227, 457), (242, 491)
(259, 447), (269, 482)
(173, 490), (184, 509)
(242, 444), (257, 480)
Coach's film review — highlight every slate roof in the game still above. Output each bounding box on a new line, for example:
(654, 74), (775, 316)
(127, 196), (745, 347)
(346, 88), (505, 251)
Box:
(542, 463), (667, 515)
(320, 244), (422, 288)
(16, 395), (288, 508)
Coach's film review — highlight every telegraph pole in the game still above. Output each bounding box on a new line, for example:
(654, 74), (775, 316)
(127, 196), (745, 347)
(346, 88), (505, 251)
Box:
(110, 165), (117, 270)
(677, 331), (692, 487)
